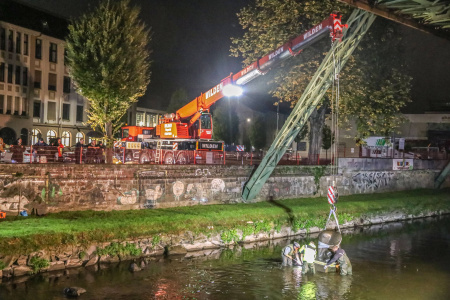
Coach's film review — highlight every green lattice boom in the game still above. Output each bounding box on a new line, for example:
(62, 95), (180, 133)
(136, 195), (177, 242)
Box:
(378, 0), (450, 29)
(242, 9), (377, 202)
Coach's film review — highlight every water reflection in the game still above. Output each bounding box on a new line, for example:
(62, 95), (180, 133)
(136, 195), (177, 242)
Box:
(0, 216), (449, 299)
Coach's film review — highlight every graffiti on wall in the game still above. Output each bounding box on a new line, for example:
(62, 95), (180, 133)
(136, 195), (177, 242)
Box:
(140, 171), (166, 177)
(195, 169), (211, 177)
(352, 172), (394, 192)
(286, 177), (315, 195)
(0, 195), (29, 212)
(258, 177), (315, 199)
(143, 185), (164, 208)
(185, 183), (207, 202)
(211, 179), (225, 193)
(172, 181), (184, 201)
(117, 189), (139, 205)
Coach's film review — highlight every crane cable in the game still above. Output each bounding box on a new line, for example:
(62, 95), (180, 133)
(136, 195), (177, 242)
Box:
(324, 41), (341, 233)
(331, 44), (340, 180)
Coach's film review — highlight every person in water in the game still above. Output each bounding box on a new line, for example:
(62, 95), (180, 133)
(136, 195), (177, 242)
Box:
(324, 245), (352, 275)
(282, 242), (301, 266)
(299, 241), (317, 274)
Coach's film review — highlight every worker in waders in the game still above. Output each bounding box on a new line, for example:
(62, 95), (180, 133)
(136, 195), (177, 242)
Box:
(324, 245), (352, 275)
(300, 241), (317, 275)
(282, 242), (301, 266)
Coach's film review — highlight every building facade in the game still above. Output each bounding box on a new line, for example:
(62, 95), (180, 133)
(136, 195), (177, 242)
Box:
(126, 103), (165, 128)
(0, 1), (91, 147)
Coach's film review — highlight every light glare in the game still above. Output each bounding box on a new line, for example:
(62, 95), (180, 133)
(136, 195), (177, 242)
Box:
(223, 84), (243, 97)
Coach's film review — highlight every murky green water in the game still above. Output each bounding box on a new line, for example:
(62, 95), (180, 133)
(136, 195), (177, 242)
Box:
(1, 216), (449, 299)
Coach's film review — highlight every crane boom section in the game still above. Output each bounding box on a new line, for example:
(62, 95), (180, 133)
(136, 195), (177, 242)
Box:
(174, 14), (344, 122)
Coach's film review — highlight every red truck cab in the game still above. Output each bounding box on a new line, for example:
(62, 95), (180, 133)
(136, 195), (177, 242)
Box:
(122, 126), (154, 142)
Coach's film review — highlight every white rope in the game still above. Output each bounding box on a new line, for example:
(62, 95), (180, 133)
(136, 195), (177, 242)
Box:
(330, 44), (340, 179)
(324, 204), (341, 233)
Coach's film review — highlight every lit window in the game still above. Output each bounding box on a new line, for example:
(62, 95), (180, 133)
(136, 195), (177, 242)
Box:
(75, 132), (84, 143)
(47, 130), (56, 144)
(31, 129), (41, 145)
(61, 131), (71, 146)
(136, 112), (144, 126)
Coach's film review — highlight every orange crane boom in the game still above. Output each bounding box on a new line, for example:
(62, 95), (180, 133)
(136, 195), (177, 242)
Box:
(127, 13), (346, 141)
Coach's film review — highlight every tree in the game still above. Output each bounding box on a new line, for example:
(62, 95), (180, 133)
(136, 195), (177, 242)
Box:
(322, 124), (333, 160)
(212, 99), (239, 144)
(231, 0), (411, 161)
(66, 0), (151, 162)
(242, 129), (252, 152)
(250, 115), (266, 150)
(166, 88), (189, 114)
(294, 122), (308, 143)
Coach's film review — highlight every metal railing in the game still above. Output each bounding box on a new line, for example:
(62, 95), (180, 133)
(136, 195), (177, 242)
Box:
(0, 146), (447, 165)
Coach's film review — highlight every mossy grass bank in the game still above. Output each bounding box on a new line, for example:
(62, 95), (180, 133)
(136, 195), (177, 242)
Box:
(0, 188), (449, 255)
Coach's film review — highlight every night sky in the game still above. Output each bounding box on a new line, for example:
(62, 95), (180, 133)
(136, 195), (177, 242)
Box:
(18, 0), (450, 113)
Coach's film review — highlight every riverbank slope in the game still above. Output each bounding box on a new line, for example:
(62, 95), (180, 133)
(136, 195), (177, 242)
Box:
(0, 188), (449, 277)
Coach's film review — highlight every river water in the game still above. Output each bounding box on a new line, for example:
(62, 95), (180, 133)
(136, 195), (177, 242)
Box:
(1, 216), (449, 300)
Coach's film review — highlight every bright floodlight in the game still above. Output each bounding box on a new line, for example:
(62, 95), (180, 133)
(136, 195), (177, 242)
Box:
(223, 84), (243, 97)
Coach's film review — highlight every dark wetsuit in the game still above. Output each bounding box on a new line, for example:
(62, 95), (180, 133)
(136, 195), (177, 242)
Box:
(326, 248), (352, 275)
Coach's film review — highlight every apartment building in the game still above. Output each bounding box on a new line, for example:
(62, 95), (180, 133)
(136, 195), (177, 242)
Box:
(0, 0), (91, 146)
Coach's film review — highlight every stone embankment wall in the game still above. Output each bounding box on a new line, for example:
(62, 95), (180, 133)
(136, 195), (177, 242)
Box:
(1, 210), (448, 279)
(0, 160), (448, 213)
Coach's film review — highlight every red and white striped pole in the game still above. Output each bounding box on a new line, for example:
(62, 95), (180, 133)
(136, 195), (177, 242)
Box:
(327, 186), (336, 205)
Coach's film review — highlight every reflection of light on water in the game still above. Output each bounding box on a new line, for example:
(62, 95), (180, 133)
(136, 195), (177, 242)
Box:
(154, 283), (168, 298)
(390, 239), (398, 256)
(292, 267), (302, 287)
(298, 281), (317, 300)
(281, 266), (303, 296)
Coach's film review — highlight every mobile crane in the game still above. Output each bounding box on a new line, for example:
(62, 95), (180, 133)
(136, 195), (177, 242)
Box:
(121, 13), (346, 164)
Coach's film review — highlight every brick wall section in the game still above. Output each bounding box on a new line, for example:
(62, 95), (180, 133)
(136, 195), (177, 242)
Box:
(0, 163), (447, 213)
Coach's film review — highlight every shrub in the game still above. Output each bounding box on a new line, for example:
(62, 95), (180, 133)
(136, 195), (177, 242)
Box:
(221, 229), (239, 244)
(151, 235), (161, 248)
(240, 224), (255, 241)
(255, 220), (272, 234)
(79, 251), (87, 260)
(29, 256), (49, 274)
